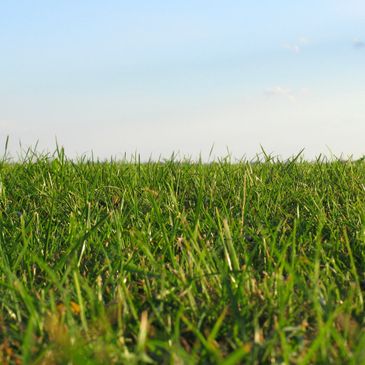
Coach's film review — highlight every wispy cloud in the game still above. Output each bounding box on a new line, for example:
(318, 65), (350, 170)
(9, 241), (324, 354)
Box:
(283, 37), (309, 54)
(265, 86), (295, 101)
(264, 86), (309, 102)
(353, 39), (365, 49)
(283, 44), (301, 54)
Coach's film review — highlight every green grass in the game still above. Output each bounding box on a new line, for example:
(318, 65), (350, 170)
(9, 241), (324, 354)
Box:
(0, 149), (365, 364)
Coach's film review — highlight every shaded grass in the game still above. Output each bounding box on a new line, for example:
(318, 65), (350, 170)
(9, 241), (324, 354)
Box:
(0, 150), (365, 364)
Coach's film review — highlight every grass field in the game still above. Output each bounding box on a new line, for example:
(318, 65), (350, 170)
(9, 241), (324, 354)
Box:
(0, 149), (365, 364)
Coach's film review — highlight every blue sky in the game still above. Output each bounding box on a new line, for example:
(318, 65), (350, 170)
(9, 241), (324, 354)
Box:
(1, 0), (364, 160)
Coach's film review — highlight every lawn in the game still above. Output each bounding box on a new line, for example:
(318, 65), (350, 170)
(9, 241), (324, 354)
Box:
(0, 149), (364, 364)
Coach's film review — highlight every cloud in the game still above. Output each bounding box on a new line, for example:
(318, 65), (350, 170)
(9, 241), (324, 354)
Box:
(298, 37), (309, 45)
(265, 86), (296, 101)
(264, 86), (309, 102)
(283, 44), (301, 54)
(283, 37), (309, 54)
(353, 39), (365, 49)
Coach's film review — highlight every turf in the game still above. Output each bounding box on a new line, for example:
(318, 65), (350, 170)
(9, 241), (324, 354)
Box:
(0, 149), (365, 364)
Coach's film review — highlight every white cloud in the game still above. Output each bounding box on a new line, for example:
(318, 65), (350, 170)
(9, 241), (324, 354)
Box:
(283, 44), (301, 54)
(298, 37), (309, 45)
(265, 86), (296, 101)
(264, 86), (310, 102)
(353, 39), (365, 49)
(283, 37), (309, 54)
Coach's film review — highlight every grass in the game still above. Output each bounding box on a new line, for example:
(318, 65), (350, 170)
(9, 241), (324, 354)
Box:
(0, 148), (365, 364)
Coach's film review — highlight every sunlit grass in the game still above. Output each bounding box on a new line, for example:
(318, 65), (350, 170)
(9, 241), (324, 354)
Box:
(0, 148), (364, 364)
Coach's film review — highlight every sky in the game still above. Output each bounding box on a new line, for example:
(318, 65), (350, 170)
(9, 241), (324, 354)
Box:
(0, 0), (364, 160)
